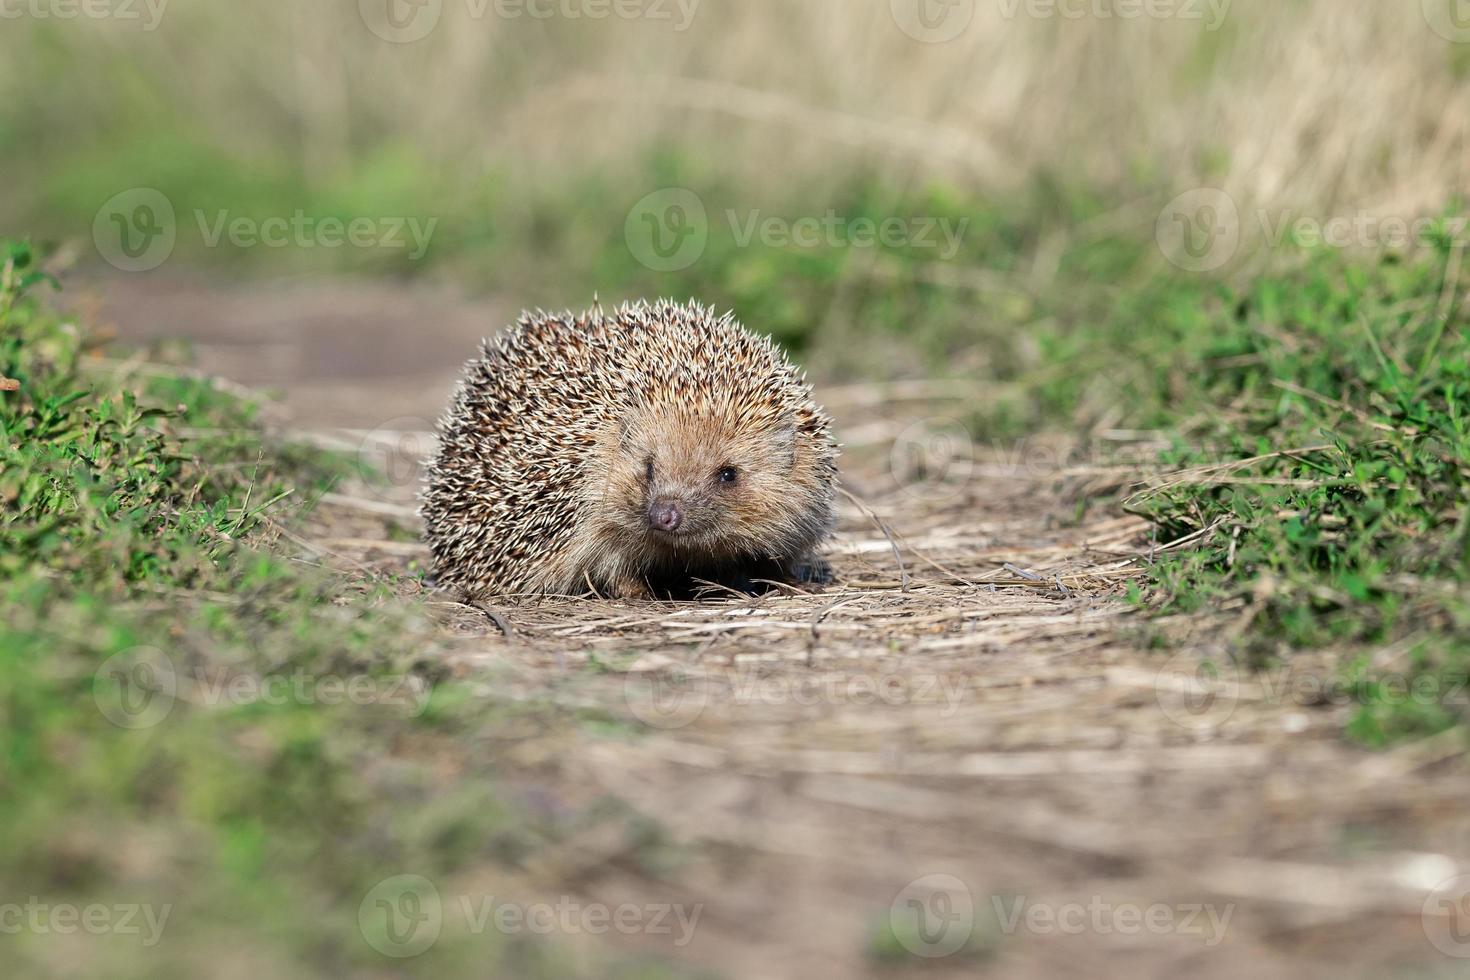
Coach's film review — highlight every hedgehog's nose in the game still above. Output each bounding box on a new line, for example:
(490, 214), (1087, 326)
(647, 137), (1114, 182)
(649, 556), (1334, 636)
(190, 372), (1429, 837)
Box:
(649, 499), (684, 533)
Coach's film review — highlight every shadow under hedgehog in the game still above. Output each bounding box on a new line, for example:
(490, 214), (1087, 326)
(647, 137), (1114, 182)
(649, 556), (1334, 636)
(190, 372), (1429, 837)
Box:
(420, 299), (840, 600)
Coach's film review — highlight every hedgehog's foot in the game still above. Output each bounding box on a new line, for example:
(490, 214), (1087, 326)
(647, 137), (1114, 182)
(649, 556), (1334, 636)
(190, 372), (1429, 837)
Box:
(731, 554), (832, 594)
(786, 554), (833, 590)
(603, 572), (655, 601)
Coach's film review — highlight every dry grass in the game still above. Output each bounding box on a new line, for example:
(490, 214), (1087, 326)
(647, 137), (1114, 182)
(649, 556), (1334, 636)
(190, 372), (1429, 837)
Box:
(6, 1), (1468, 225)
(299, 402), (1470, 978)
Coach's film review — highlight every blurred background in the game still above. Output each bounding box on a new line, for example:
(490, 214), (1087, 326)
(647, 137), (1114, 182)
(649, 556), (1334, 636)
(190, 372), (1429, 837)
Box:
(5, 0), (1467, 389)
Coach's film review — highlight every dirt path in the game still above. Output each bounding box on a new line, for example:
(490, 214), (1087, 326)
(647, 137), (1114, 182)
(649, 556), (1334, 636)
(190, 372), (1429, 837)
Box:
(84, 274), (1470, 979)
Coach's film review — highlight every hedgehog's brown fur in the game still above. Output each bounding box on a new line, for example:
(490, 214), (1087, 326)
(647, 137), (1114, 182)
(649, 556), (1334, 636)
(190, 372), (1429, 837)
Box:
(421, 300), (839, 600)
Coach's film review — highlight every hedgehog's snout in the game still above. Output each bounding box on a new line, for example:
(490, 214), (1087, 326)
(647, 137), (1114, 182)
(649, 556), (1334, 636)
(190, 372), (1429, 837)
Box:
(648, 498), (685, 534)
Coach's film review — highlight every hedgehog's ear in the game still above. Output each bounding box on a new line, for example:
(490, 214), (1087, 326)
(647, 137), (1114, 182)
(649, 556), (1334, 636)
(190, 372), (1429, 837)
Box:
(617, 408), (651, 450)
(617, 404), (662, 453)
(767, 414), (798, 471)
(593, 412), (633, 457)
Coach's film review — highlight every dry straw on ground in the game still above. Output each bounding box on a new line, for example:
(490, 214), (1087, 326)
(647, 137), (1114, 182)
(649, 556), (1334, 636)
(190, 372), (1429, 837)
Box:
(293, 395), (1470, 978)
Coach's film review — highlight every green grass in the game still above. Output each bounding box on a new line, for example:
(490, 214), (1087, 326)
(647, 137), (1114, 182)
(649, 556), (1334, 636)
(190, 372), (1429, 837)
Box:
(0, 241), (692, 979)
(999, 233), (1470, 744)
(1129, 246), (1470, 744)
(17, 137), (1105, 364)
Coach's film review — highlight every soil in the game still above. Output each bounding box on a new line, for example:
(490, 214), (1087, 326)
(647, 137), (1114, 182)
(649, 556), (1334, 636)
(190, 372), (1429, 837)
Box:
(77, 272), (1470, 980)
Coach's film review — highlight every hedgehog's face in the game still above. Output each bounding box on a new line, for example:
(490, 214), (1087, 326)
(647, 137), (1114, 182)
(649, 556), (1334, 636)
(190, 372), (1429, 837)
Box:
(604, 407), (801, 559)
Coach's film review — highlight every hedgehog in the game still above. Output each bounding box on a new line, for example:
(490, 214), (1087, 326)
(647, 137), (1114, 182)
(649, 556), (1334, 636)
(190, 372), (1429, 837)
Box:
(420, 299), (840, 600)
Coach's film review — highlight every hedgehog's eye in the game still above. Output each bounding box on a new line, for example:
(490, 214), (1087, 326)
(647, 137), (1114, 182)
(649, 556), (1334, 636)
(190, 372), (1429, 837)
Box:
(717, 466), (739, 485)
(644, 457), (655, 482)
